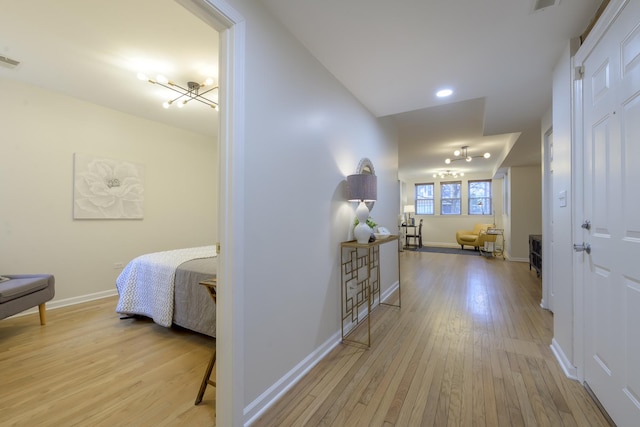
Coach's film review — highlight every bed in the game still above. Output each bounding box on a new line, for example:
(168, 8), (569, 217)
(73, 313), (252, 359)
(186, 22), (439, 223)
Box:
(115, 246), (217, 337)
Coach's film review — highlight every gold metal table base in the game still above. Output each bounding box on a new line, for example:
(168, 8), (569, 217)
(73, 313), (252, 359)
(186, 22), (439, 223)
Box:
(340, 236), (401, 348)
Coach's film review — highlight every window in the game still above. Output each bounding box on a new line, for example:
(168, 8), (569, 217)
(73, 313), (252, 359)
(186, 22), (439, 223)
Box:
(440, 181), (461, 215)
(415, 183), (434, 215)
(469, 180), (492, 215)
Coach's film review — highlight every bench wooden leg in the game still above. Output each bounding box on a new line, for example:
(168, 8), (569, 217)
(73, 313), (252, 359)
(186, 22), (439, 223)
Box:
(38, 303), (46, 325)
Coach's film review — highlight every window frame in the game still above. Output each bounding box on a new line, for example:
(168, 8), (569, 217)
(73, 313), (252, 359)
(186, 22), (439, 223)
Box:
(468, 179), (492, 215)
(440, 181), (461, 215)
(414, 182), (435, 215)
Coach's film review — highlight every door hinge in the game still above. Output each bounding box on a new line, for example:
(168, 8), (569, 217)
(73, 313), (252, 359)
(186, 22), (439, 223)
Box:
(574, 66), (584, 81)
(216, 242), (221, 254)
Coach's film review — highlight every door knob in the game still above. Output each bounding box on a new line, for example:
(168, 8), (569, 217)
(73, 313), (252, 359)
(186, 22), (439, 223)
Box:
(573, 243), (591, 254)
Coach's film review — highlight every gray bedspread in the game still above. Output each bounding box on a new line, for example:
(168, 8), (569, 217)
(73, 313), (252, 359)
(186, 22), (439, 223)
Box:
(173, 257), (217, 337)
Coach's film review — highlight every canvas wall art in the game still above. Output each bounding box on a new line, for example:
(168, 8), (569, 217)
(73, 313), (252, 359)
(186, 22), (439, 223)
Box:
(73, 153), (145, 219)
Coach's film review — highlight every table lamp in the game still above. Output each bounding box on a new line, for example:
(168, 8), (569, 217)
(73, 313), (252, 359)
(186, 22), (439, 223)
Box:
(347, 173), (377, 244)
(404, 204), (415, 225)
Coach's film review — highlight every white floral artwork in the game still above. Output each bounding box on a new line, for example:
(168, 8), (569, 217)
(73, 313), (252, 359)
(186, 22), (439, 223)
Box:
(73, 153), (145, 219)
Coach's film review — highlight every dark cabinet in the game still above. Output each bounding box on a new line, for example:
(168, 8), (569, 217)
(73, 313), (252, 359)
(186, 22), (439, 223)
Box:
(529, 235), (542, 278)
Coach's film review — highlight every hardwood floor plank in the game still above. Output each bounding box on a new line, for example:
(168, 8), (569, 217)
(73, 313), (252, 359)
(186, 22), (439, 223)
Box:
(284, 347), (364, 426)
(541, 358), (611, 427)
(484, 337), (502, 427)
(399, 330), (443, 426)
(472, 334), (488, 427)
(511, 370), (538, 427)
(0, 297), (216, 426)
(515, 353), (551, 427)
(498, 349), (526, 427)
(381, 305), (434, 425)
(423, 333), (453, 426)
(526, 356), (564, 426)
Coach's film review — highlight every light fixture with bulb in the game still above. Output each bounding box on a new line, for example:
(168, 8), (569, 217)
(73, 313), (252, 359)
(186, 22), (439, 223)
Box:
(137, 73), (219, 110)
(433, 170), (464, 179)
(436, 88), (453, 98)
(444, 145), (490, 164)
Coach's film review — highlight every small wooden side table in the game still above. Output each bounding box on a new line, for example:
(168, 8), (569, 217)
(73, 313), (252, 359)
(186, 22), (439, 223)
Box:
(195, 278), (217, 405)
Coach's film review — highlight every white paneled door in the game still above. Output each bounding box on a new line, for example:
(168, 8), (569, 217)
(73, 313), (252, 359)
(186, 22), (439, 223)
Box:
(579, 1), (640, 425)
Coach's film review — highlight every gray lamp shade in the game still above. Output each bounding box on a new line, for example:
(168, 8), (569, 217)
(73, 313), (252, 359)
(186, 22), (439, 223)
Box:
(347, 174), (377, 202)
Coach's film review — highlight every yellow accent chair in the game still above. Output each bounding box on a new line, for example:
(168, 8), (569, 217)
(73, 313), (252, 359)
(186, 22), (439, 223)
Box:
(456, 223), (496, 250)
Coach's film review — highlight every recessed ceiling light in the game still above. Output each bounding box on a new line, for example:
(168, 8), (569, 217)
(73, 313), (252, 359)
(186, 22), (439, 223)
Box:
(436, 89), (453, 98)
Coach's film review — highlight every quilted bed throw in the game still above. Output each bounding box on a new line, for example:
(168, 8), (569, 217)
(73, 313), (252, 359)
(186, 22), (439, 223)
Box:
(115, 246), (216, 327)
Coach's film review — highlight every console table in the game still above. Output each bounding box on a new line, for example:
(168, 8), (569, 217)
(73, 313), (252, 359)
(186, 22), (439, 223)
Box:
(529, 234), (542, 277)
(340, 235), (401, 347)
(400, 222), (422, 249)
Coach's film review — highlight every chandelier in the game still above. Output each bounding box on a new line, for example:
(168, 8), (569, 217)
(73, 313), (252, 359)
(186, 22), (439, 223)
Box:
(137, 73), (219, 110)
(445, 145), (490, 164)
(433, 170), (464, 179)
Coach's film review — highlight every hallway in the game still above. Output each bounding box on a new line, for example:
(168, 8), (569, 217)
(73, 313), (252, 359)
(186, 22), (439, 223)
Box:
(256, 251), (611, 426)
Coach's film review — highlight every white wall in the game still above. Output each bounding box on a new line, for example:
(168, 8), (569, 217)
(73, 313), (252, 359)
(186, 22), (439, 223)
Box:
(0, 77), (217, 303)
(506, 165), (542, 260)
(224, 0), (400, 417)
(502, 170), (512, 259)
(402, 173), (503, 247)
(541, 106), (553, 311)
(549, 40), (578, 373)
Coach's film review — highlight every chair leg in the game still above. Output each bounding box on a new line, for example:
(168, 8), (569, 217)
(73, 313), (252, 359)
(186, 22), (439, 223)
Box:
(38, 303), (46, 325)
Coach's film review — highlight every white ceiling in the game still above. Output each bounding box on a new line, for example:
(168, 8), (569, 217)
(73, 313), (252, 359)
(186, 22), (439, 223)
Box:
(0, 0), (219, 138)
(261, 0), (603, 178)
(1, 0), (602, 179)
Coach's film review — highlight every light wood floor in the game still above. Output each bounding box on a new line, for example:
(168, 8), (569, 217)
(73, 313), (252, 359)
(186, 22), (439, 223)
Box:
(0, 297), (216, 426)
(0, 252), (610, 426)
(255, 251), (611, 427)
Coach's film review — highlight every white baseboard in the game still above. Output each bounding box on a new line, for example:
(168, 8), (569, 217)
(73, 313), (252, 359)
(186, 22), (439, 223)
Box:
(244, 331), (341, 426)
(551, 338), (578, 380)
(8, 289), (118, 319)
(243, 280), (400, 426)
(422, 241), (459, 248)
(381, 280), (400, 303)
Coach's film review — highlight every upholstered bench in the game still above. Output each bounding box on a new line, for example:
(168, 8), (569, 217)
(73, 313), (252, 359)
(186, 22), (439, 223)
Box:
(0, 274), (55, 325)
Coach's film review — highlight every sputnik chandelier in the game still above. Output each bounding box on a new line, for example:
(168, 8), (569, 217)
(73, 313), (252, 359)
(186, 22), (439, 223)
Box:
(137, 73), (219, 110)
(433, 170), (464, 179)
(445, 145), (490, 164)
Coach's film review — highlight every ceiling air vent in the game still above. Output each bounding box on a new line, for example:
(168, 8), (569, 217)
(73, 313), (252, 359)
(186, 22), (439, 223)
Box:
(532, 0), (560, 12)
(0, 55), (20, 69)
